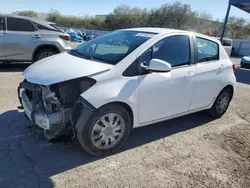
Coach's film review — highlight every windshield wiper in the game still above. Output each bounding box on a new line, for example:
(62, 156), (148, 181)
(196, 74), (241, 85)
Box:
(71, 49), (84, 56)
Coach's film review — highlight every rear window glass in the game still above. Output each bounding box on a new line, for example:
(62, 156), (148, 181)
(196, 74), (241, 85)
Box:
(49, 24), (64, 33)
(33, 22), (55, 31)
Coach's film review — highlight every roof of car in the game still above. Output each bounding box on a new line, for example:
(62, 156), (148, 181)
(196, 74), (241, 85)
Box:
(122, 27), (190, 34)
(0, 14), (55, 26)
(123, 27), (221, 44)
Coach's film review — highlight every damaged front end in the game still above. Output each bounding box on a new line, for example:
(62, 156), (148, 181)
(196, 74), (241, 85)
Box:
(18, 77), (96, 141)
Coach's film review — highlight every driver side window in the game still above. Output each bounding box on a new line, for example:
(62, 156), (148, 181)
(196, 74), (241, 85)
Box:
(139, 35), (191, 69)
(124, 35), (191, 77)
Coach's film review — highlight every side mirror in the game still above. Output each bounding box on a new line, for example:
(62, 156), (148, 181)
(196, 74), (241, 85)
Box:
(147, 59), (171, 72)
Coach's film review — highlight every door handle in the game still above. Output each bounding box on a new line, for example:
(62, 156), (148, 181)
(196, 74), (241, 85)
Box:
(33, 34), (41, 39)
(218, 64), (225, 71)
(185, 71), (195, 78)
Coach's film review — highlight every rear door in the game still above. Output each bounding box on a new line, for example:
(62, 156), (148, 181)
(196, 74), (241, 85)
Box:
(4, 17), (40, 61)
(0, 17), (5, 60)
(190, 37), (225, 110)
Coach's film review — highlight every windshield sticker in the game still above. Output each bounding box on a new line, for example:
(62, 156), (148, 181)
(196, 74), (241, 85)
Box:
(135, 33), (156, 38)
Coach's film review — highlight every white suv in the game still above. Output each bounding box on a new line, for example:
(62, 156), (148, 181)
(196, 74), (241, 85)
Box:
(19, 28), (236, 156)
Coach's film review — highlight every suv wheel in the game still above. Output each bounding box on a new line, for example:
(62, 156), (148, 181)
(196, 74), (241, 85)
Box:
(34, 48), (58, 62)
(77, 104), (132, 156)
(208, 88), (232, 118)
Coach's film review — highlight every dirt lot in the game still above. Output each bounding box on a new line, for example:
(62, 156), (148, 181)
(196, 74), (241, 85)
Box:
(0, 61), (249, 188)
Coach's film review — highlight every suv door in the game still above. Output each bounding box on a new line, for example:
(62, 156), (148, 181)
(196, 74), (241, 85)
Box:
(138, 35), (196, 124)
(0, 17), (5, 60)
(4, 17), (40, 61)
(189, 37), (224, 110)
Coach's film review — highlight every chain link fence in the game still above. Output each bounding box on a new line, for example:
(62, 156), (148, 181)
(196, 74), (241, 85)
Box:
(233, 39), (250, 57)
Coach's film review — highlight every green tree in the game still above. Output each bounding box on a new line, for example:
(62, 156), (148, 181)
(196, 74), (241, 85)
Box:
(46, 9), (61, 23)
(148, 2), (194, 29)
(191, 11), (213, 32)
(18, 11), (38, 18)
(40, 2), (250, 40)
(226, 16), (249, 39)
(211, 18), (222, 37)
(105, 5), (148, 30)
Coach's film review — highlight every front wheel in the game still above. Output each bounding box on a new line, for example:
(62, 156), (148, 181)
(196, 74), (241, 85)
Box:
(77, 104), (132, 156)
(208, 88), (232, 118)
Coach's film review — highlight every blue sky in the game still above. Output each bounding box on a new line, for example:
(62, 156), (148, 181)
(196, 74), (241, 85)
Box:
(1, 0), (250, 19)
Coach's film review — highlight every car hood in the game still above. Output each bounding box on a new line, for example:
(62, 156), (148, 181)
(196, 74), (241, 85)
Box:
(23, 52), (113, 85)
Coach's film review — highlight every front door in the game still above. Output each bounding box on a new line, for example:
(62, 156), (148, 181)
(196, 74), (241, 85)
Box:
(138, 35), (196, 124)
(4, 17), (40, 61)
(0, 17), (5, 61)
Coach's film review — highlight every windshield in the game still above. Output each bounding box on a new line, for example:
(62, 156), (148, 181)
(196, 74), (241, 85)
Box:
(71, 30), (156, 65)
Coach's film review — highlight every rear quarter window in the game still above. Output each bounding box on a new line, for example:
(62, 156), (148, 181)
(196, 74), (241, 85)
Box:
(33, 22), (55, 31)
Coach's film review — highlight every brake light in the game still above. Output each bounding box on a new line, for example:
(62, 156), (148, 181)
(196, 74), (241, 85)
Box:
(59, 35), (70, 41)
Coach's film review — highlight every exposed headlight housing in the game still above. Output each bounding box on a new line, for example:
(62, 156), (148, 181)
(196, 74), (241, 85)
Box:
(50, 77), (96, 107)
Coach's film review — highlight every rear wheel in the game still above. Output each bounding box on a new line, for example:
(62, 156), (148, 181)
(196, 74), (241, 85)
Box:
(208, 88), (232, 118)
(34, 48), (58, 63)
(77, 104), (132, 156)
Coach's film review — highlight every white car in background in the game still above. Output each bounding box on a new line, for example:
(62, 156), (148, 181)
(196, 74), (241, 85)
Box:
(19, 28), (236, 156)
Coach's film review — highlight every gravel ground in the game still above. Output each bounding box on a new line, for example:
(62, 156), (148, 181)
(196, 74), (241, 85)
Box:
(0, 62), (249, 188)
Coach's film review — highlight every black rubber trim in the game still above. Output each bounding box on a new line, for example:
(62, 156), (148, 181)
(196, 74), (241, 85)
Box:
(17, 84), (22, 106)
(73, 97), (96, 132)
(78, 97), (96, 111)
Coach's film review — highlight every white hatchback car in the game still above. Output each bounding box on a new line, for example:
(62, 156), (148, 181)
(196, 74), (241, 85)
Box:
(19, 28), (236, 156)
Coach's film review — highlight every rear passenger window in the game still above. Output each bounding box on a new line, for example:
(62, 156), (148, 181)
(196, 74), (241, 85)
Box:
(196, 37), (219, 63)
(7, 17), (35, 32)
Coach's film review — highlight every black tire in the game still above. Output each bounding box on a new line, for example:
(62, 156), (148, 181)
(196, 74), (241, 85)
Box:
(34, 48), (58, 63)
(208, 88), (232, 118)
(77, 104), (132, 156)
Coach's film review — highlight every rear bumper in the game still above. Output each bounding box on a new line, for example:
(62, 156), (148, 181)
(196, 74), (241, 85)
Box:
(58, 39), (72, 52)
(21, 89), (70, 130)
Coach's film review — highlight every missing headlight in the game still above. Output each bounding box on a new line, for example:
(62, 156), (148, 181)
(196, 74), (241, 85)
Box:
(50, 77), (96, 107)
(80, 77), (96, 93)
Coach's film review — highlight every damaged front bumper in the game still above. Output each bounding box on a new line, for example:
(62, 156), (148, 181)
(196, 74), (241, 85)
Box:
(21, 89), (70, 130)
(18, 79), (96, 142)
(18, 80), (72, 138)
